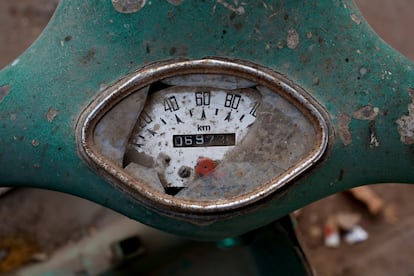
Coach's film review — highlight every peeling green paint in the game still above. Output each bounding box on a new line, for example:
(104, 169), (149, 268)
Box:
(0, 85), (10, 104)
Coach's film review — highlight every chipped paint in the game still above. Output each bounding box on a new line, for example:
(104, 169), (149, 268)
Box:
(0, 85), (10, 104)
(381, 70), (393, 80)
(287, 29), (299, 50)
(369, 122), (379, 148)
(359, 67), (368, 76)
(100, 83), (109, 92)
(350, 13), (361, 25)
(353, 106), (380, 147)
(31, 139), (40, 147)
(166, 0), (184, 5)
(397, 89), (414, 144)
(338, 113), (352, 146)
(46, 108), (59, 122)
(353, 105), (379, 121)
(216, 0), (245, 15)
(112, 0), (146, 14)
(11, 59), (19, 67)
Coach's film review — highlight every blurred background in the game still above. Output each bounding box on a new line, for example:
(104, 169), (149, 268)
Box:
(0, 0), (413, 275)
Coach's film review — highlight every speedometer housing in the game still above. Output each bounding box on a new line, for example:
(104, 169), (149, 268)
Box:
(77, 58), (331, 219)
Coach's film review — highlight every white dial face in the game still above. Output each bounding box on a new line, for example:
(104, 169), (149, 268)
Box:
(124, 81), (261, 195)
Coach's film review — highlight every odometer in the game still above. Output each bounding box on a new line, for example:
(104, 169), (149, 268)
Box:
(173, 133), (236, 148)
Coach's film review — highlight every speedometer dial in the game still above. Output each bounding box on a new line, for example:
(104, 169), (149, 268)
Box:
(78, 59), (330, 216)
(124, 83), (261, 195)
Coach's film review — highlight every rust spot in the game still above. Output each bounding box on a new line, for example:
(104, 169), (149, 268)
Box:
(82, 48), (96, 64)
(318, 37), (324, 45)
(0, 85), (11, 104)
(0, 236), (40, 273)
(169, 47), (177, 55)
(300, 54), (310, 63)
(353, 105), (379, 121)
(234, 22), (243, 30)
(337, 113), (352, 146)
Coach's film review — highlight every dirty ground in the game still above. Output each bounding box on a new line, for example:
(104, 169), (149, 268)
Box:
(0, 0), (413, 275)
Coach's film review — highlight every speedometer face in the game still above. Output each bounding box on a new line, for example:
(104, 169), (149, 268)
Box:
(124, 82), (261, 195)
(78, 59), (330, 215)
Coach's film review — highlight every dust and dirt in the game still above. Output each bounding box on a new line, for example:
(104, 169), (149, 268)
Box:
(0, 0), (413, 275)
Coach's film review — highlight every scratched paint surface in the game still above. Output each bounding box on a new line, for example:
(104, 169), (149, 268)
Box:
(0, 0), (413, 240)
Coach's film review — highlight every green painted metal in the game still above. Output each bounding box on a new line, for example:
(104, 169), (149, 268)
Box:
(0, 0), (413, 240)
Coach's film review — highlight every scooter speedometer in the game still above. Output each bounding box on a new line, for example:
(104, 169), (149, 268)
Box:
(77, 58), (331, 218)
